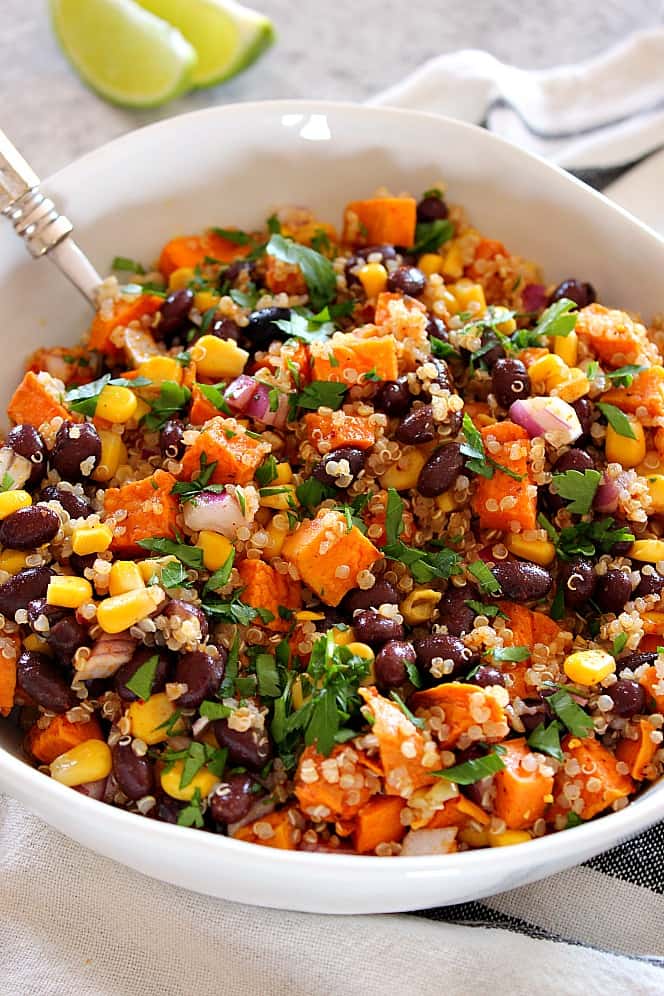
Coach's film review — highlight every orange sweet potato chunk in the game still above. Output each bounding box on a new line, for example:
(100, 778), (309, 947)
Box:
(374, 291), (426, 327)
(282, 510), (381, 606)
(104, 469), (179, 555)
(8, 371), (70, 427)
(295, 744), (375, 820)
(304, 412), (376, 453)
(600, 366), (664, 420)
(310, 333), (398, 385)
(472, 421), (536, 532)
(359, 687), (438, 796)
(640, 664), (664, 712)
(0, 657), (17, 717)
(236, 559), (301, 632)
(27, 714), (104, 765)
(180, 418), (271, 486)
(410, 681), (507, 749)
(231, 808), (298, 849)
(426, 796), (490, 830)
(575, 304), (652, 368)
(158, 230), (250, 277)
(616, 720), (658, 780)
(343, 197), (417, 249)
(353, 796), (407, 853)
(88, 295), (163, 356)
(493, 738), (554, 830)
(548, 736), (634, 822)
(189, 384), (222, 426)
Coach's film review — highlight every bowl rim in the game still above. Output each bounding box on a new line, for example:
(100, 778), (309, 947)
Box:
(2, 98), (663, 876)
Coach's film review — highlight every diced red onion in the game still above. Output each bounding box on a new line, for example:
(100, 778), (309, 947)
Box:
(521, 283), (548, 312)
(224, 376), (288, 429)
(509, 397), (582, 444)
(183, 489), (247, 536)
(224, 375), (257, 411)
(400, 827), (458, 856)
(74, 778), (107, 801)
(593, 475), (620, 514)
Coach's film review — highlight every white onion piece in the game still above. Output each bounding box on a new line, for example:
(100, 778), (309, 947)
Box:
(0, 446), (32, 491)
(509, 397), (582, 445)
(74, 632), (137, 681)
(183, 490), (247, 537)
(400, 827), (458, 856)
(593, 475), (620, 514)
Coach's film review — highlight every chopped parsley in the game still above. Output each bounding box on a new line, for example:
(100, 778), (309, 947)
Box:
(465, 599), (507, 620)
(177, 787), (205, 828)
(412, 219), (454, 254)
(548, 687), (594, 737)
(596, 402), (637, 440)
(467, 559), (501, 596)
(612, 633), (628, 656)
(433, 749), (506, 784)
(201, 552), (234, 598)
(256, 653), (281, 698)
(197, 382), (231, 415)
(200, 700), (232, 720)
(137, 535), (204, 571)
(211, 227), (252, 245)
(431, 338), (461, 361)
(541, 514), (634, 560)
(255, 455), (278, 487)
(160, 560), (192, 590)
(266, 234), (337, 312)
(142, 381), (191, 430)
(65, 374), (151, 416)
(461, 413), (523, 482)
(566, 813), (584, 829)
(550, 468), (601, 515)
(527, 720), (564, 762)
(605, 364), (647, 388)
(532, 297), (578, 338)
(296, 477), (336, 510)
(163, 740), (227, 787)
(124, 654), (160, 701)
(112, 256), (145, 274)
(229, 286), (260, 309)
(171, 455), (220, 502)
(0, 473), (14, 493)
(491, 646), (530, 662)
(296, 380), (347, 411)
(389, 691), (425, 728)
(382, 489), (461, 582)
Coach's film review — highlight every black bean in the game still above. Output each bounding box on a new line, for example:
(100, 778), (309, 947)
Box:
(417, 194), (448, 223)
(344, 256), (362, 286)
(426, 316), (448, 343)
(417, 443), (464, 497)
(40, 485), (92, 520)
(222, 259), (254, 285)
(595, 569), (633, 614)
(414, 635), (478, 678)
(608, 680), (646, 718)
(26, 598), (68, 631)
(519, 698), (553, 733)
(558, 558), (596, 608)
(438, 586), (477, 636)
(480, 331), (506, 370)
(555, 449), (594, 474)
(51, 422), (101, 481)
(468, 665), (505, 687)
(492, 357), (531, 409)
(572, 397), (594, 441)
(0, 566), (53, 618)
(0, 505), (60, 549)
(174, 649), (226, 709)
(609, 518), (634, 556)
(114, 648), (170, 703)
(157, 289), (194, 342)
(357, 244), (397, 262)
(618, 651), (657, 674)
(491, 560), (553, 601)
(159, 419), (185, 460)
(635, 568), (664, 598)
(209, 773), (257, 825)
(163, 599), (209, 643)
(419, 359), (453, 397)
(246, 307), (291, 349)
(342, 580), (399, 614)
(112, 740), (154, 800)
(69, 553), (97, 576)
(352, 610), (404, 646)
(154, 795), (182, 824)
(373, 378), (412, 416)
(7, 424), (46, 488)
(47, 617), (89, 664)
(17, 650), (74, 713)
(312, 446), (366, 489)
(387, 266), (426, 297)
(214, 719), (272, 771)
(549, 279), (596, 309)
(374, 640), (416, 690)
(208, 317), (239, 342)
(395, 405), (435, 444)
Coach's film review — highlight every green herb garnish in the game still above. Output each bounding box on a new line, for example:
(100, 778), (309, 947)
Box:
(142, 381), (191, 430)
(137, 535), (204, 571)
(296, 380), (347, 411)
(527, 720), (564, 761)
(124, 654), (160, 701)
(412, 219), (454, 254)
(266, 234), (337, 312)
(550, 468), (601, 515)
(597, 402), (637, 440)
(467, 560), (501, 595)
(433, 750), (505, 784)
(112, 256), (145, 274)
(548, 688), (594, 737)
(491, 646), (530, 662)
(177, 788), (205, 828)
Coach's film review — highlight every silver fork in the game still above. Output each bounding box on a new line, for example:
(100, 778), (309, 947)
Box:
(0, 128), (101, 305)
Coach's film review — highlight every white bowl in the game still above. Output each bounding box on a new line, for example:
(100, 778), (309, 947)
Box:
(0, 101), (662, 914)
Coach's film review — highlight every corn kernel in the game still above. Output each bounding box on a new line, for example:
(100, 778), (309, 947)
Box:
(0, 490), (31, 519)
(493, 306), (517, 335)
(346, 642), (375, 661)
(553, 368), (590, 403)
(417, 253), (443, 276)
(168, 266), (194, 291)
(47, 576), (93, 609)
(488, 830), (532, 847)
(628, 539), (664, 563)
(357, 262), (388, 298)
(400, 588), (442, 625)
(194, 290), (221, 312)
(128, 692), (183, 745)
(0, 549), (27, 575)
(95, 385), (137, 424)
(441, 244), (463, 279)
(459, 827), (490, 848)
(137, 556), (177, 584)
(263, 517), (289, 558)
(23, 633), (51, 655)
(260, 484), (299, 511)
(436, 491), (458, 513)
(646, 474), (664, 513)
(194, 531), (232, 572)
(93, 430), (128, 482)
(109, 561), (146, 596)
(71, 523), (113, 556)
(191, 335), (249, 379)
(160, 760), (220, 802)
(553, 329), (578, 366)
(294, 610), (326, 622)
(449, 279), (486, 314)
(605, 418), (646, 468)
(132, 397), (151, 424)
(528, 353), (568, 391)
(331, 626), (354, 647)
(274, 462), (294, 485)
(291, 675), (306, 710)
(97, 587), (162, 634)
(505, 534), (556, 567)
(439, 288), (459, 315)
(50, 739), (111, 787)
(136, 355), (183, 386)
(563, 648), (615, 685)
(380, 447), (428, 491)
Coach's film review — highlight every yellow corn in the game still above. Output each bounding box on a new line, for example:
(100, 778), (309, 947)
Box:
(488, 830), (532, 847)
(400, 588), (442, 625)
(93, 430), (128, 482)
(96, 385), (137, 424)
(160, 760), (219, 802)
(553, 329), (578, 366)
(436, 491), (458, 513)
(191, 334), (249, 379)
(50, 740), (112, 787)
(380, 447), (428, 491)
(109, 561), (145, 597)
(552, 368), (590, 403)
(605, 418), (646, 468)
(417, 253), (443, 276)
(438, 288), (460, 315)
(133, 397), (151, 424)
(0, 549), (27, 575)
(194, 290), (221, 312)
(563, 648), (615, 685)
(23, 633), (52, 655)
(97, 587), (162, 634)
(493, 306), (517, 335)
(357, 262), (388, 298)
(46, 575), (93, 609)
(505, 534), (556, 567)
(459, 827), (490, 848)
(291, 675), (306, 710)
(628, 539), (664, 563)
(71, 523), (113, 556)
(168, 266), (194, 291)
(637, 452), (664, 477)
(137, 556), (177, 584)
(196, 531), (233, 572)
(294, 610), (325, 622)
(346, 642), (375, 661)
(441, 244), (463, 279)
(274, 462), (294, 485)
(136, 355), (183, 386)
(0, 490), (31, 519)
(127, 692), (183, 745)
(331, 626), (354, 647)
(528, 353), (568, 391)
(449, 279), (486, 314)
(260, 484), (299, 511)
(645, 474), (664, 513)
(263, 517), (289, 558)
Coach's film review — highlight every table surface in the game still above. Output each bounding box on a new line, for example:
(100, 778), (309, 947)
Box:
(3, 0), (661, 176)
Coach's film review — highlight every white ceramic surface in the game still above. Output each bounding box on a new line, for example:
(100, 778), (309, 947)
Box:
(0, 101), (662, 914)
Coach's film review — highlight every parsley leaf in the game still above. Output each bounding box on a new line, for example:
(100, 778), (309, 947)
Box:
(200, 700), (232, 720)
(171, 455), (219, 502)
(296, 477), (335, 510)
(385, 488), (404, 546)
(137, 536), (204, 571)
(160, 560), (192, 590)
(431, 338), (461, 361)
(65, 374), (151, 416)
(256, 653), (281, 697)
(550, 468), (601, 515)
(177, 788), (205, 828)
(468, 560), (501, 595)
(0, 473), (14, 493)
(197, 382), (231, 415)
(548, 687), (594, 737)
(211, 227), (252, 245)
(389, 691), (425, 728)
(273, 310), (335, 345)
(142, 381), (191, 431)
(461, 413), (522, 481)
(202, 550), (235, 596)
(612, 633), (628, 655)
(229, 286), (260, 309)
(555, 516), (634, 560)
(433, 749), (505, 784)
(465, 599), (507, 620)
(533, 297), (578, 338)
(112, 256), (145, 274)
(527, 720), (564, 761)
(605, 364), (647, 388)
(256, 456), (279, 487)
(491, 645), (530, 662)
(266, 234), (337, 312)
(597, 402), (637, 440)
(124, 654), (160, 701)
(566, 813), (584, 829)
(405, 658), (422, 688)
(296, 380), (347, 411)
(412, 219), (454, 254)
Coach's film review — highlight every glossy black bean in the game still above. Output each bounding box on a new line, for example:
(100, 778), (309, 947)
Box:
(356, 244), (397, 262)
(555, 449), (595, 474)
(558, 558), (596, 608)
(352, 610), (404, 646)
(595, 569), (633, 614)
(549, 279), (596, 309)
(374, 640), (416, 690)
(492, 357), (531, 409)
(174, 649), (226, 709)
(214, 719), (272, 771)
(0, 505), (60, 549)
(438, 586), (477, 636)
(0, 566), (53, 618)
(208, 317), (240, 342)
(387, 266), (426, 297)
(51, 422), (101, 481)
(468, 665), (505, 687)
(480, 331), (506, 370)
(571, 397), (594, 440)
(7, 424), (46, 488)
(209, 773), (257, 824)
(246, 307), (291, 349)
(608, 680), (646, 718)
(417, 443), (464, 498)
(519, 698), (553, 733)
(47, 617), (89, 664)
(40, 485), (92, 520)
(114, 648), (170, 703)
(157, 289), (194, 342)
(159, 420), (185, 460)
(26, 598), (68, 631)
(312, 446), (366, 489)
(342, 580), (399, 613)
(154, 795), (182, 824)
(635, 568), (664, 598)
(68, 552), (97, 576)
(426, 316), (448, 343)
(617, 651), (657, 674)
(395, 405), (435, 445)
(414, 634), (478, 678)
(17, 650), (73, 712)
(112, 741), (154, 800)
(421, 358), (453, 395)
(609, 518), (634, 556)
(373, 378), (412, 416)
(163, 598), (209, 643)
(491, 560), (553, 601)
(416, 194), (448, 223)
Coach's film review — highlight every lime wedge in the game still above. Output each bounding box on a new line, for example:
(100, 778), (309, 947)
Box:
(50, 0), (197, 108)
(135, 0), (275, 88)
